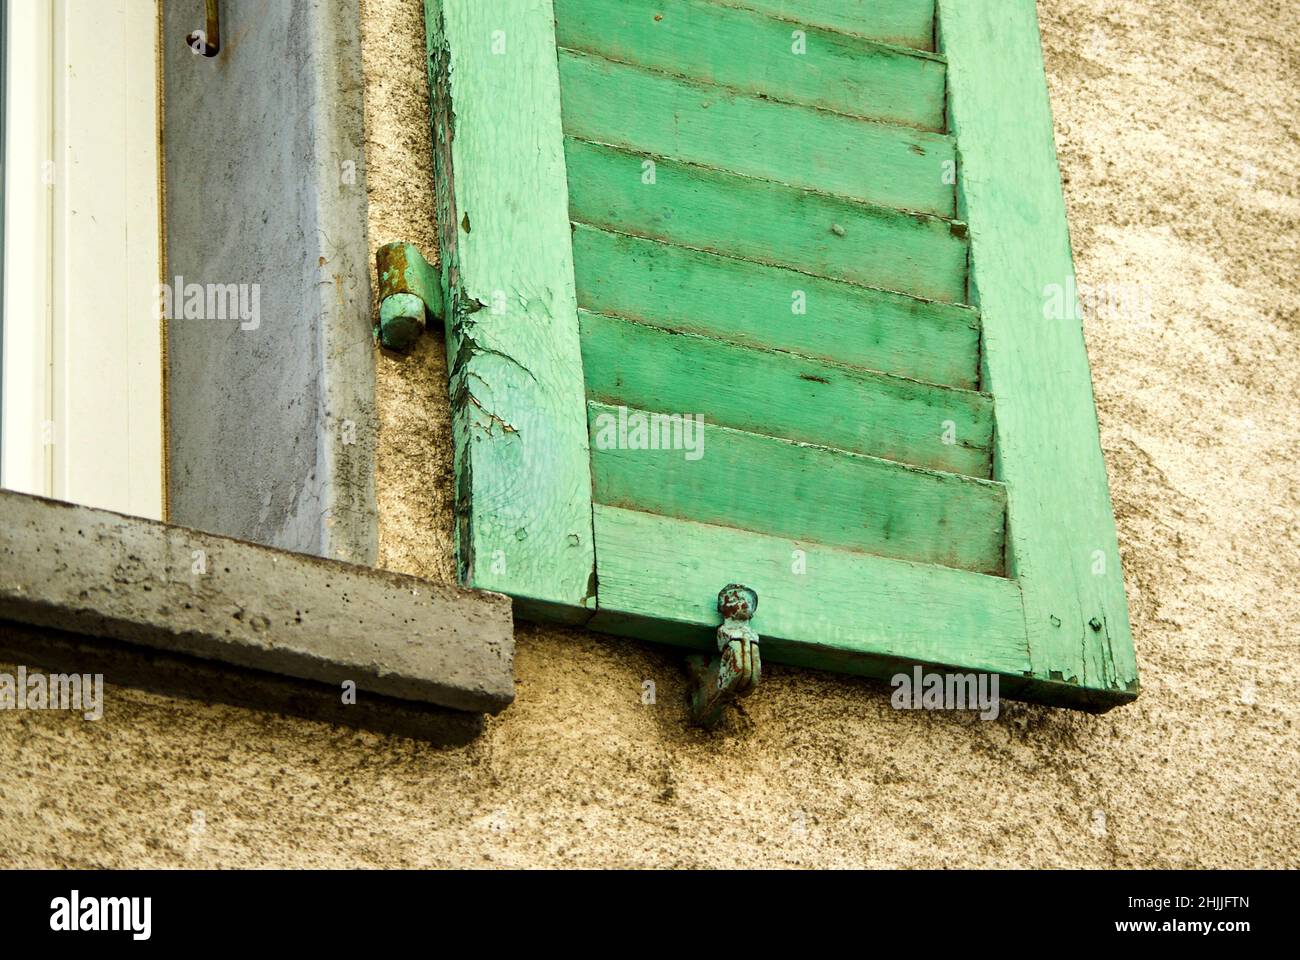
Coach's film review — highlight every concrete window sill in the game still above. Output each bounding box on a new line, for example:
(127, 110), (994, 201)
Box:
(0, 491), (515, 743)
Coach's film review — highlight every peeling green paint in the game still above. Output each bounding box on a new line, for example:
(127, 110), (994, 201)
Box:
(424, 0), (596, 620)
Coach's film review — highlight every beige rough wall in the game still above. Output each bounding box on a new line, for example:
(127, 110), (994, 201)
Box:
(1, 0), (1296, 868)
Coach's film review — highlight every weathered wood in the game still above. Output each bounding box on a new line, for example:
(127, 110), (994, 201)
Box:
(588, 402), (1007, 574)
(554, 0), (947, 130)
(566, 138), (969, 304)
(558, 49), (956, 217)
(408, 0), (1138, 712)
(710, 0), (937, 50)
(571, 225), (981, 389)
(580, 311), (994, 477)
(940, 0), (1137, 695)
(590, 504), (1030, 677)
(424, 0), (595, 618)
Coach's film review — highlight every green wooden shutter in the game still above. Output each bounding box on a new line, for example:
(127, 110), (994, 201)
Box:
(424, 0), (1138, 710)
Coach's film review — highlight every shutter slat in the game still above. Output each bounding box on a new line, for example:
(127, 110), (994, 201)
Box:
(580, 311), (993, 478)
(590, 504), (1030, 678)
(707, 0), (937, 50)
(566, 138), (969, 304)
(589, 402), (1006, 575)
(558, 48), (955, 217)
(572, 225), (980, 390)
(553, 0), (946, 130)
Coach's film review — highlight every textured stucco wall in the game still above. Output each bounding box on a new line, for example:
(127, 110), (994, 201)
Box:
(1, 0), (1296, 868)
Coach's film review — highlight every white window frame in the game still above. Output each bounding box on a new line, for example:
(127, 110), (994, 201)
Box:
(2, 0), (163, 519)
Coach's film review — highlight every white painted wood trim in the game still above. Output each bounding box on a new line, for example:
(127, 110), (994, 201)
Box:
(2, 0), (162, 519)
(1, 0), (54, 501)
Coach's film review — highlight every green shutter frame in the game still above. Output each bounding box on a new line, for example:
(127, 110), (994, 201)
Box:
(425, 0), (595, 622)
(423, 0), (1139, 710)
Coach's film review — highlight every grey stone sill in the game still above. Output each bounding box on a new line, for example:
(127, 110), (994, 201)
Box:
(0, 491), (515, 735)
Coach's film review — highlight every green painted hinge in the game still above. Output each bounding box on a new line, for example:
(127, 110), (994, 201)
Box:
(687, 584), (761, 727)
(374, 242), (443, 351)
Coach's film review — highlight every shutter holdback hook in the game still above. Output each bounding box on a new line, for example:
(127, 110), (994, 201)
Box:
(687, 584), (761, 727)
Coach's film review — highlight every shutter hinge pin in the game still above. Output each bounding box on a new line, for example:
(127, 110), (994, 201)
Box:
(185, 0), (221, 57)
(374, 242), (444, 352)
(687, 584), (760, 728)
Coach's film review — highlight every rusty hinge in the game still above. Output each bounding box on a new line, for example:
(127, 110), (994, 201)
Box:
(374, 242), (443, 352)
(185, 0), (221, 57)
(687, 584), (761, 727)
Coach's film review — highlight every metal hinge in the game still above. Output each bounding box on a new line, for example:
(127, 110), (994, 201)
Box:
(374, 242), (443, 352)
(687, 584), (761, 727)
(184, 0), (221, 57)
